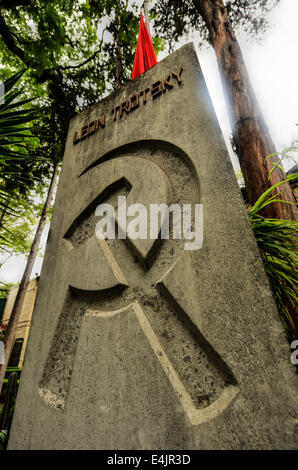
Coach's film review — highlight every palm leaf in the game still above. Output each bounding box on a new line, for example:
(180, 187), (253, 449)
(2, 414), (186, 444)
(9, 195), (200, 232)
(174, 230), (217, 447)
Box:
(249, 175), (298, 340)
(0, 70), (41, 234)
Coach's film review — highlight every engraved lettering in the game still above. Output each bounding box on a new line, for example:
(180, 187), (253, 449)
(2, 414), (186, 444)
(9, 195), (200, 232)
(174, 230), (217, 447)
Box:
(80, 125), (88, 139)
(161, 75), (173, 92)
(151, 81), (162, 99)
(87, 120), (97, 135)
(172, 67), (183, 84)
(73, 66), (184, 144)
(119, 100), (130, 118)
(97, 113), (106, 128)
(73, 131), (80, 145)
(140, 88), (150, 104)
(112, 105), (120, 121)
(129, 93), (140, 111)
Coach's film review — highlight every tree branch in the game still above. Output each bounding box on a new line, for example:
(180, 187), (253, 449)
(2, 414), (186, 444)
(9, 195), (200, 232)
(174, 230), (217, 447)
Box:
(60, 48), (100, 70)
(10, 29), (31, 45)
(0, 10), (104, 82)
(0, 250), (13, 268)
(60, 28), (106, 71)
(0, 12), (25, 61)
(0, 12), (59, 83)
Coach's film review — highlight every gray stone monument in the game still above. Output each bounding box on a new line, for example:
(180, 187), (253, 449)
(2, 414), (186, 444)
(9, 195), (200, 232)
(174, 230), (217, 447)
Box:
(9, 43), (297, 449)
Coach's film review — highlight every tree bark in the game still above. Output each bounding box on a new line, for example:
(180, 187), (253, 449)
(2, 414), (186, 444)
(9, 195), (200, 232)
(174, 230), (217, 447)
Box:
(194, 0), (297, 220)
(0, 162), (59, 396)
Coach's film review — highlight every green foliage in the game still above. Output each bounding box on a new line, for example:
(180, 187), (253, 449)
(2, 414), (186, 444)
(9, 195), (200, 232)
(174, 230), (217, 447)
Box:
(0, 371), (18, 449)
(152, 0), (280, 49)
(0, 429), (8, 445)
(0, 1), (164, 252)
(0, 0), (163, 196)
(0, 182), (48, 263)
(0, 372), (18, 427)
(0, 1), (163, 104)
(265, 140), (298, 179)
(0, 281), (14, 299)
(152, 36), (165, 57)
(0, 71), (40, 218)
(0, 2), (165, 297)
(0, 71), (53, 259)
(0, 1), (164, 163)
(5, 367), (21, 381)
(249, 175), (298, 339)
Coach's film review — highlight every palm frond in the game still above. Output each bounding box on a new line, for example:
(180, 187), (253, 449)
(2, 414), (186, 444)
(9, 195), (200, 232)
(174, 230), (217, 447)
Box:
(249, 173), (298, 340)
(0, 70), (41, 237)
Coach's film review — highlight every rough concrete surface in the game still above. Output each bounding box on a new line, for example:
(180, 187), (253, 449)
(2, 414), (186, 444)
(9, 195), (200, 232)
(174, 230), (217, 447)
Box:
(9, 43), (298, 449)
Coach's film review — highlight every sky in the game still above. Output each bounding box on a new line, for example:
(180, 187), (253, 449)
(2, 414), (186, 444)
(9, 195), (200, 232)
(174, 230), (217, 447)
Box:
(1, 0), (298, 285)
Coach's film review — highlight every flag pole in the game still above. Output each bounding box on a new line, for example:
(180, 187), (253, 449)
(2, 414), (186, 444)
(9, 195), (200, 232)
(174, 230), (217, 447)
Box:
(131, 1), (157, 80)
(143, 1), (151, 39)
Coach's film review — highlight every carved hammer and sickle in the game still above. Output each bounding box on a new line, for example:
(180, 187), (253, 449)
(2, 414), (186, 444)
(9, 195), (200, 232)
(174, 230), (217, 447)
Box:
(39, 151), (238, 425)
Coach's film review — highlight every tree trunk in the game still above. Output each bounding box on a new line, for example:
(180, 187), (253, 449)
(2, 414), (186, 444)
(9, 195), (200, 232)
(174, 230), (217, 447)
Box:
(0, 162), (59, 396)
(195, 0), (297, 220)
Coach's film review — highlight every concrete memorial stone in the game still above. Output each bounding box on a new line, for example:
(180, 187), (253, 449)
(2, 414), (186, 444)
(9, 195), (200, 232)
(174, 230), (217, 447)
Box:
(9, 43), (297, 449)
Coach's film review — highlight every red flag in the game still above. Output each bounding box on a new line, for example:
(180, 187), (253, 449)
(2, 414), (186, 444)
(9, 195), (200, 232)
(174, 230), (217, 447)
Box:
(131, 13), (157, 80)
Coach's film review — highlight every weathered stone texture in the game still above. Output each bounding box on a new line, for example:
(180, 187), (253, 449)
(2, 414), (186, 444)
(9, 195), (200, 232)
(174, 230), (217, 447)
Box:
(9, 43), (298, 449)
